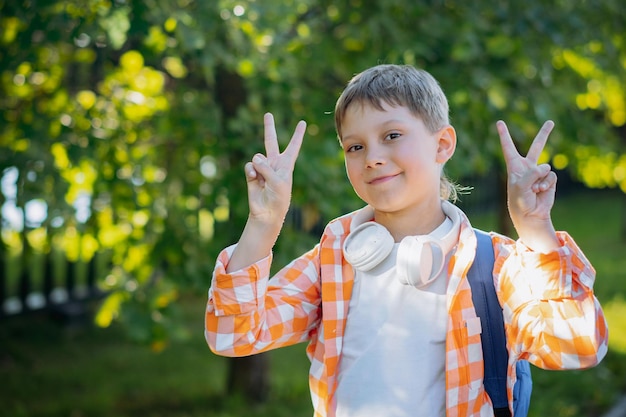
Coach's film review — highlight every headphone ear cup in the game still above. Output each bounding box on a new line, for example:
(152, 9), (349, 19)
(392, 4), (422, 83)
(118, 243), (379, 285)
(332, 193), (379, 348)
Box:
(343, 222), (394, 271)
(397, 236), (445, 287)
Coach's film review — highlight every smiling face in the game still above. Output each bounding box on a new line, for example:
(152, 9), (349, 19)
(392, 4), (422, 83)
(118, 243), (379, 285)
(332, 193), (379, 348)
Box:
(341, 101), (456, 221)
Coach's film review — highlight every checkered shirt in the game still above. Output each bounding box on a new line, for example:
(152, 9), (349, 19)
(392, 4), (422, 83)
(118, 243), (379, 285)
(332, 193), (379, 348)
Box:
(205, 204), (608, 417)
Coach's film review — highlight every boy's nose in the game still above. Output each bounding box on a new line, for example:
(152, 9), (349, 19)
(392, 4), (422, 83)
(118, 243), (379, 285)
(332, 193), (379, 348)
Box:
(365, 147), (386, 167)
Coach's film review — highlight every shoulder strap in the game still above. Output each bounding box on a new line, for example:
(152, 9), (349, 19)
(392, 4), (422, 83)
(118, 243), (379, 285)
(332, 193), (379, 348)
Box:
(468, 229), (510, 415)
(468, 229), (532, 417)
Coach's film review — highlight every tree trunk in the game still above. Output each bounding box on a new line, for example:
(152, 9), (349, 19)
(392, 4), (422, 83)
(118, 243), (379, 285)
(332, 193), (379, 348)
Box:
(497, 172), (514, 237)
(215, 63), (271, 404)
(226, 354), (271, 403)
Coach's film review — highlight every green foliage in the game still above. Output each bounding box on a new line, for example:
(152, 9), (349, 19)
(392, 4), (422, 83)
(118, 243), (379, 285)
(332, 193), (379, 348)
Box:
(1, 0), (625, 350)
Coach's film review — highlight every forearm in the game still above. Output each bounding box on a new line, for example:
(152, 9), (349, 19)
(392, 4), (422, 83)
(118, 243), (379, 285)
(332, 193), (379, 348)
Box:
(226, 217), (283, 273)
(512, 217), (560, 253)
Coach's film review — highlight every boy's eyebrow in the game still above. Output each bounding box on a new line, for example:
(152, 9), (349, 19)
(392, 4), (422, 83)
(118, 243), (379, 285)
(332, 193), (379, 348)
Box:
(339, 134), (353, 143)
(340, 118), (408, 142)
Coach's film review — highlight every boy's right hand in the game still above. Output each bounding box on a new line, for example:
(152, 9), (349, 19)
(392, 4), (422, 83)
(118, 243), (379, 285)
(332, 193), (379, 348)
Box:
(225, 113), (306, 273)
(244, 113), (307, 227)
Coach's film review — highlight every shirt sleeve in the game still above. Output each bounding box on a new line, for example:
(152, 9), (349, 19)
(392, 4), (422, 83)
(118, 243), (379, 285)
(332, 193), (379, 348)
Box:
(205, 243), (322, 357)
(492, 231), (609, 370)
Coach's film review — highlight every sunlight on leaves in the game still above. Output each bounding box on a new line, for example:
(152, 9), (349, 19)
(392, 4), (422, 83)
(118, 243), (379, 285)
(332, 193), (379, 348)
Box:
(123, 244), (150, 274)
(98, 223), (132, 248)
(62, 226), (81, 261)
(95, 291), (126, 328)
(155, 288), (178, 309)
(132, 210), (150, 228)
(99, 6), (130, 50)
(145, 26), (168, 53)
(575, 148), (626, 190)
(82, 233), (100, 260)
(342, 37), (365, 51)
(561, 49), (597, 78)
(199, 209), (215, 241)
(46, 90), (69, 114)
(162, 56), (188, 79)
(604, 298), (626, 354)
(164, 17), (177, 32)
(61, 160), (98, 204)
(552, 154), (569, 170)
(486, 35), (516, 57)
(1, 230), (22, 253)
(51, 143), (70, 169)
(1, 16), (22, 44)
(213, 205), (229, 222)
(237, 58), (255, 77)
(26, 228), (48, 252)
(297, 22), (311, 38)
(487, 86), (507, 110)
(74, 48), (97, 63)
(240, 20), (255, 36)
(120, 50), (145, 74)
(76, 90), (97, 109)
(561, 49), (626, 127)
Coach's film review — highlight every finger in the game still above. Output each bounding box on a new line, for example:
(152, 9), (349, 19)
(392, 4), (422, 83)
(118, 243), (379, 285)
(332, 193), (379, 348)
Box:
(244, 161), (257, 181)
(496, 120), (520, 166)
(251, 154), (274, 183)
(518, 163), (551, 188)
(532, 170), (557, 193)
(263, 112), (280, 159)
(282, 120), (307, 168)
(526, 120), (555, 164)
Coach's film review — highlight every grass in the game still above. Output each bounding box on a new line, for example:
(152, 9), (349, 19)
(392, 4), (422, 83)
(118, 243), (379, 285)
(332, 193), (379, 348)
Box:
(1, 188), (625, 417)
(0, 294), (312, 417)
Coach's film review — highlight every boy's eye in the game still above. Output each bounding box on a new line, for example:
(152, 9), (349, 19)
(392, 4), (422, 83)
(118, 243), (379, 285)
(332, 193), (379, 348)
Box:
(346, 144), (363, 153)
(386, 132), (401, 140)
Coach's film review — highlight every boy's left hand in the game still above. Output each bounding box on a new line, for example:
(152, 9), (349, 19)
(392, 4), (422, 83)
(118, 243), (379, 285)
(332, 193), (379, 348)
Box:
(497, 120), (560, 252)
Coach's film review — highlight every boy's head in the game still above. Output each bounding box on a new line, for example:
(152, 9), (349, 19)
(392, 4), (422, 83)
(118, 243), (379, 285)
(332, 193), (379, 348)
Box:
(334, 64), (460, 202)
(334, 64), (449, 139)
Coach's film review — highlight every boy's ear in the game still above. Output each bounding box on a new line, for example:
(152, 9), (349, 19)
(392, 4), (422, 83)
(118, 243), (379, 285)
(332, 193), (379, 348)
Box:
(435, 125), (456, 164)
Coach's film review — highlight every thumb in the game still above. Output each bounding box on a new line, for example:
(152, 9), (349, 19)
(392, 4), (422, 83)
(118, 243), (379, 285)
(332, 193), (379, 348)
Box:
(244, 161), (267, 189)
(251, 154), (276, 182)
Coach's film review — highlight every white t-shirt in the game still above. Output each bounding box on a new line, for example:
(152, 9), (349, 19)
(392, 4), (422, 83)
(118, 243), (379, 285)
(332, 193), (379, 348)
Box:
(335, 214), (460, 417)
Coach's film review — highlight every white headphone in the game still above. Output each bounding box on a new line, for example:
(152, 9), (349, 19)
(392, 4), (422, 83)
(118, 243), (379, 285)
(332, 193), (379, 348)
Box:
(343, 221), (445, 288)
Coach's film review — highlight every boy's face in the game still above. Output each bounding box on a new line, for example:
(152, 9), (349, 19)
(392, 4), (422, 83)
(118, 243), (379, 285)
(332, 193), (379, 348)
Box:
(340, 101), (455, 216)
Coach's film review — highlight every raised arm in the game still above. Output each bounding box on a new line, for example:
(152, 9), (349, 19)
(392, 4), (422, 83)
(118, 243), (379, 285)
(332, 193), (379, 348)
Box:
(496, 120), (560, 252)
(227, 113), (307, 272)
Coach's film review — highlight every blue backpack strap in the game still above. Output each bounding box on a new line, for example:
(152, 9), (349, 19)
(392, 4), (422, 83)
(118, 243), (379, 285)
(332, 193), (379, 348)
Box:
(513, 360), (532, 417)
(468, 229), (532, 417)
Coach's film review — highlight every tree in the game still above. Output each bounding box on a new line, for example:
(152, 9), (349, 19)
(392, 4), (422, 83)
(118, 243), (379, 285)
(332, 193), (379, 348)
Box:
(1, 0), (624, 404)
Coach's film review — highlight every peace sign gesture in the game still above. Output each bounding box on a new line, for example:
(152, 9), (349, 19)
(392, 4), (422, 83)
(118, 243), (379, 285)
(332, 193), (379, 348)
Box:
(244, 113), (307, 226)
(497, 120), (560, 251)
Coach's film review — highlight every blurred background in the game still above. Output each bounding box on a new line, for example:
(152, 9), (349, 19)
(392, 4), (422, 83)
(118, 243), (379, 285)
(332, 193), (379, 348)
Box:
(0, 1), (625, 416)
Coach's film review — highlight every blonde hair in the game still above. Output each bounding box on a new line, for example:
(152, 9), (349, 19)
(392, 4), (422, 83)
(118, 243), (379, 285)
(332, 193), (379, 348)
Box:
(334, 64), (461, 202)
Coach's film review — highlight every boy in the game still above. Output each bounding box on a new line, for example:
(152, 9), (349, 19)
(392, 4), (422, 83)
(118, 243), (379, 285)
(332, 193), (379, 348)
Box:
(205, 64), (608, 417)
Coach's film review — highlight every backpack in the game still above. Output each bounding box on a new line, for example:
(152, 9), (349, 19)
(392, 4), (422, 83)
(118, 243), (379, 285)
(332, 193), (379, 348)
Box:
(468, 229), (533, 417)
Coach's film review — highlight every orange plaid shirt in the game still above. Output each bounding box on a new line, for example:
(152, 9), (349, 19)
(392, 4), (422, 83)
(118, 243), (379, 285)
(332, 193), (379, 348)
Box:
(205, 206), (608, 417)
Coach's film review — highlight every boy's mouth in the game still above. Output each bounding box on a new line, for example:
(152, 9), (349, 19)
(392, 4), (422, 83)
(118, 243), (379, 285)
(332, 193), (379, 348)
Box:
(368, 173), (399, 185)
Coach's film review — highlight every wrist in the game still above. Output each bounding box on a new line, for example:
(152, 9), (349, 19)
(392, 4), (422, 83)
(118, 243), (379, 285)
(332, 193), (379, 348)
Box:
(245, 215), (284, 237)
(226, 218), (282, 273)
(514, 218), (560, 253)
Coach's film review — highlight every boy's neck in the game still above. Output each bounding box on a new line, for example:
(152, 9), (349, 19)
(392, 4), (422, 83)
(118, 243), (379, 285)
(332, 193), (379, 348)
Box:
(373, 199), (447, 242)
